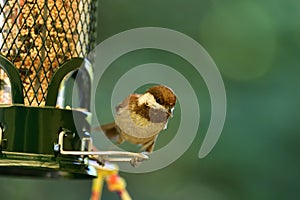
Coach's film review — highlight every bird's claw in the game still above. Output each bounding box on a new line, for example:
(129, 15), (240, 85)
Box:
(130, 152), (149, 167)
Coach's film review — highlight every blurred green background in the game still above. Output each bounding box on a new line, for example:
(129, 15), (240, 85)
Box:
(1, 0), (300, 199)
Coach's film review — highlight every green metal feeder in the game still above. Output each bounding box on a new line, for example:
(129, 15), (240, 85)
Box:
(0, 56), (97, 178)
(0, 0), (147, 179)
(0, 0), (98, 178)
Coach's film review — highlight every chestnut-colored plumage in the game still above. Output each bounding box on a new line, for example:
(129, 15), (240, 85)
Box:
(99, 85), (176, 153)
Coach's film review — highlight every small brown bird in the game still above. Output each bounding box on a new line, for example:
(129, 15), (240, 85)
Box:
(99, 85), (177, 153)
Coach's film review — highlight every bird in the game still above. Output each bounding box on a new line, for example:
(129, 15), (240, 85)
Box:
(98, 85), (177, 153)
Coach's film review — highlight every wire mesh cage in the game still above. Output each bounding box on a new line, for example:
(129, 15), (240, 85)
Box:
(0, 0), (96, 106)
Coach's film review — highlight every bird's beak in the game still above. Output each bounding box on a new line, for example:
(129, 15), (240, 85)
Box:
(167, 108), (174, 117)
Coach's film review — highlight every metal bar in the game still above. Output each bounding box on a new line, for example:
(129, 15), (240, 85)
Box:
(57, 131), (149, 166)
(46, 57), (84, 106)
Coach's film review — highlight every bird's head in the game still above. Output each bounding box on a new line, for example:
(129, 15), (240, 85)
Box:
(137, 85), (176, 118)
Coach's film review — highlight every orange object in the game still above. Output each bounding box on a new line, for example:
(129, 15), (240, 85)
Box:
(90, 163), (132, 200)
(106, 174), (131, 200)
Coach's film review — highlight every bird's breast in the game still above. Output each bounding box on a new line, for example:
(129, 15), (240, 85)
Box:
(115, 107), (166, 139)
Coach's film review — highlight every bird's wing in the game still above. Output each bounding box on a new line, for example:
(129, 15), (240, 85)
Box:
(95, 122), (119, 140)
(115, 94), (140, 112)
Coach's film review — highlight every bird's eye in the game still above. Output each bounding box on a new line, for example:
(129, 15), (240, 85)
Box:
(155, 97), (162, 104)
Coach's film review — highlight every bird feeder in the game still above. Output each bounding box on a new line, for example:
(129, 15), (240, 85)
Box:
(0, 0), (147, 179)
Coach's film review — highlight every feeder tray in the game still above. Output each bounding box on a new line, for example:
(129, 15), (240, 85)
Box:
(0, 104), (96, 178)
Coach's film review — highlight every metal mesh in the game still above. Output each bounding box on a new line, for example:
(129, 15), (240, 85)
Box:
(0, 0), (96, 106)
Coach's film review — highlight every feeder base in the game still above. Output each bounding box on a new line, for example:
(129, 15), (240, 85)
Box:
(0, 152), (97, 179)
